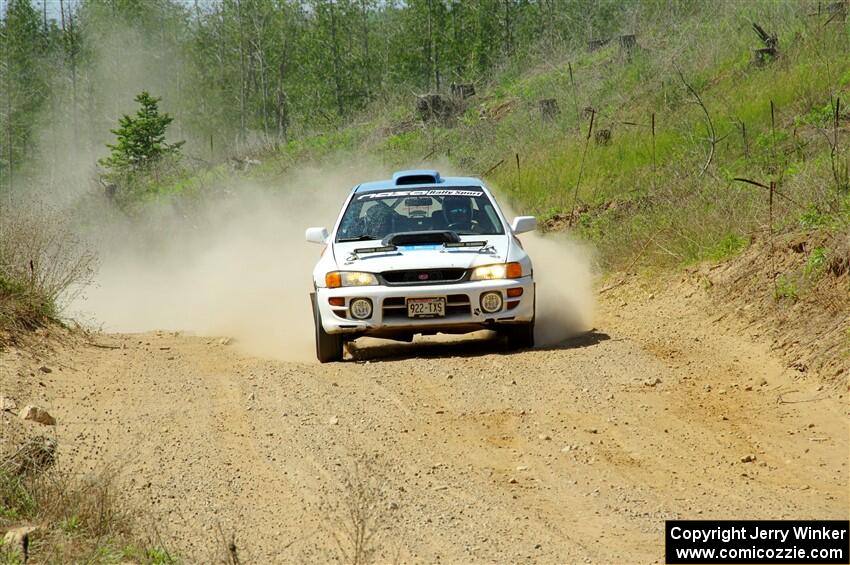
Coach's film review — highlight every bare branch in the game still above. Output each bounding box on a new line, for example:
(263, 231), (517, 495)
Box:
(675, 65), (717, 176)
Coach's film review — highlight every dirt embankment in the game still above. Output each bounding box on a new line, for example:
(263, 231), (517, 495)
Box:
(1, 270), (846, 563)
(703, 230), (849, 384)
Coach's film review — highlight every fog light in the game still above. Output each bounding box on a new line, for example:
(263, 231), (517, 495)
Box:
(480, 292), (503, 313)
(349, 298), (373, 319)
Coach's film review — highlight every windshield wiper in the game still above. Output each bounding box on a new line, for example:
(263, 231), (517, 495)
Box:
(338, 235), (378, 242)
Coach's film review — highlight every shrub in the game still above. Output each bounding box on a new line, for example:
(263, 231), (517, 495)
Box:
(0, 202), (96, 336)
(799, 205), (832, 229)
(774, 275), (798, 302)
(804, 246), (828, 279)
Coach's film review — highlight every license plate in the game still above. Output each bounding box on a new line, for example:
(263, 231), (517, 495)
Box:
(407, 297), (446, 318)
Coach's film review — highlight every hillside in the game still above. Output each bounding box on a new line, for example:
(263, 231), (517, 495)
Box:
(142, 1), (850, 271)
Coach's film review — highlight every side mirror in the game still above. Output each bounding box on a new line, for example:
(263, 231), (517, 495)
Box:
(305, 227), (329, 244)
(510, 216), (537, 235)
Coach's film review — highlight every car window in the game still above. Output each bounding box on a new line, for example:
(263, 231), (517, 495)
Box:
(336, 188), (505, 242)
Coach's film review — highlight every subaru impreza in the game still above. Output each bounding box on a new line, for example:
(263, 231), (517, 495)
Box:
(305, 170), (536, 362)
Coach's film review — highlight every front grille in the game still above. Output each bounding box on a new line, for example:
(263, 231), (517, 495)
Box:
(382, 294), (471, 320)
(380, 269), (467, 285)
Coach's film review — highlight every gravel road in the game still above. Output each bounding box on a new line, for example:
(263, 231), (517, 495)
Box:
(5, 279), (847, 563)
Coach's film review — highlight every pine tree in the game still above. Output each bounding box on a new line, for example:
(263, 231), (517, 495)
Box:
(99, 91), (183, 175)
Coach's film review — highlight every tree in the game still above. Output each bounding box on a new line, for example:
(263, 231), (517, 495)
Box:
(1, 0), (50, 192)
(0, 0), (640, 172)
(99, 91), (184, 175)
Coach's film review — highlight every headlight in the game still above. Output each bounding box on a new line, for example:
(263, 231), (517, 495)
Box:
(469, 262), (523, 280)
(349, 298), (373, 319)
(325, 271), (378, 288)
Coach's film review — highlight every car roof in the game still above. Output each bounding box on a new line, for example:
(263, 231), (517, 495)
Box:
(352, 170), (484, 193)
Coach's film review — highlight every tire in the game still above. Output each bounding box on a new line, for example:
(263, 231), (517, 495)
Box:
(503, 284), (535, 350)
(503, 320), (535, 350)
(311, 293), (343, 363)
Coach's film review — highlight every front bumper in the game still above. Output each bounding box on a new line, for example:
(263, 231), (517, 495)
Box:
(315, 277), (535, 336)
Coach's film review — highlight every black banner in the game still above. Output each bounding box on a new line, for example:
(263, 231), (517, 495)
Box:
(666, 520), (849, 564)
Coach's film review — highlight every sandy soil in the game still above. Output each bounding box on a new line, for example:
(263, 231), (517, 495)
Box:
(1, 277), (847, 563)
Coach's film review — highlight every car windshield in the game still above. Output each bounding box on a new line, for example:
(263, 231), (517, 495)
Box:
(336, 188), (505, 242)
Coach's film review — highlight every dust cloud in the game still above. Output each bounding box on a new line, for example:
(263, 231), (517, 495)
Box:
(13, 7), (596, 359)
(72, 165), (363, 362)
(523, 234), (596, 345)
(72, 165), (595, 361)
(495, 197), (595, 346)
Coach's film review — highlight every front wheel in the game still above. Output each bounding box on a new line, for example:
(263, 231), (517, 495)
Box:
(311, 293), (343, 363)
(502, 320), (535, 350)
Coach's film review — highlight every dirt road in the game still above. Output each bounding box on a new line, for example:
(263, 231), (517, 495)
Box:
(5, 279), (848, 563)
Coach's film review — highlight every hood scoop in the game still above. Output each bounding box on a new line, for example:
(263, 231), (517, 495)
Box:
(381, 230), (460, 247)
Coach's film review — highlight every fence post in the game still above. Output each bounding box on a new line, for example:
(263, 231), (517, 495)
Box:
(569, 109), (595, 227)
(651, 112), (657, 191)
(769, 180), (777, 297)
(515, 153), (521, 194)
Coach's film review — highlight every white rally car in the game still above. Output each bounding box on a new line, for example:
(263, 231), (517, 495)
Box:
(305, 170), (536, 362)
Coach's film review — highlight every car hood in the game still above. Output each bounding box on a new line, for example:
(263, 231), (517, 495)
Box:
(332, 235), (511, 272)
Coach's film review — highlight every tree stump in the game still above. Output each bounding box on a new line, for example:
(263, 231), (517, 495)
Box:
(826, 1), (847, 22)
(450, 82), (476, 100)
(415, 94), (457, 122)
(619, 34), (637, 57)
(102, 181), (117, 199)
(751, 22), (778, 64)
(595, 129), (612, 145)
(753, 47), (778, 65)
(587, 38), (610, 52)
(539, 98), (560, 121)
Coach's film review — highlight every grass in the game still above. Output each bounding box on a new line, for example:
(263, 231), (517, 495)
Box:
(804, 246), (829, 279)
(0, 204), (95, 342)
(434, 8), (835, 261)
(0, 275), (55, 334)
(703, 233), (750, 263)
(0, 436), (177, 564)
(318, 455), (397, 565)
(0, 203), (96, 341)
(774, 275), (799, 302)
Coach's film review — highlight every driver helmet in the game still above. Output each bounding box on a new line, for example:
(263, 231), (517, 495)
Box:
(364, 201), (394, 236)
(442, 196), (473, 225)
